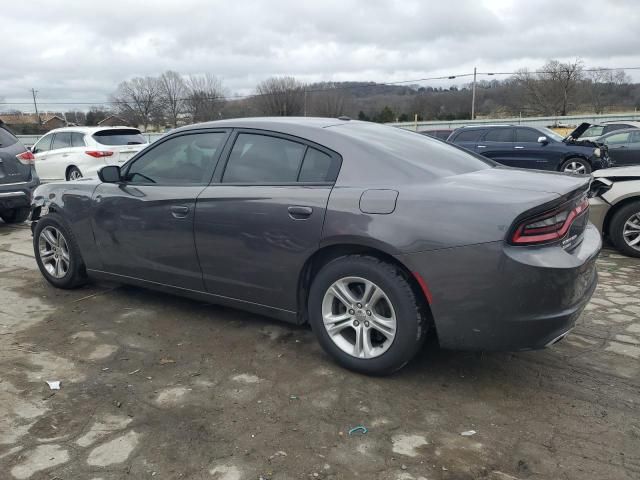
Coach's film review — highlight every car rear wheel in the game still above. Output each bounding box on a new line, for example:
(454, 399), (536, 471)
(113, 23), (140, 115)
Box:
(308, 255), (427, 375)
(609, 200), (640, 258)
(33, 215), (88, 288)
(560, 158), (592, 175)
(0, 207), (30, 224)
(67, 166), (82, 181)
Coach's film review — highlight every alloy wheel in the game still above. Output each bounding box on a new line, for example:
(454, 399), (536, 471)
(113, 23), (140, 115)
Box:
(321, 276), (397, 359)
(38, 226), (70, 278)
(623, 212), (640, 252)
(563, 161), (587, 175)
(69, 169), (82, 180)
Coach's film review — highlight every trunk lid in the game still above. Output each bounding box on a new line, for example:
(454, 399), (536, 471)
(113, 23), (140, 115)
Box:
(0, 126), (31, 185)
(92, 128), (148, 165)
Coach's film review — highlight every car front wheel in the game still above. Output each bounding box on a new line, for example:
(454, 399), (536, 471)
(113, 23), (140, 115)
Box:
(609, 200), (640, 258)
(561, 158), (592, 175)
(308, 255), (427, 375)
(33, 215), (88, 288)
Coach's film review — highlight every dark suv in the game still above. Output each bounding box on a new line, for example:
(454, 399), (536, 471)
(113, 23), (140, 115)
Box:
(0, 121), (40, 224)
(447, 125), (609, 174)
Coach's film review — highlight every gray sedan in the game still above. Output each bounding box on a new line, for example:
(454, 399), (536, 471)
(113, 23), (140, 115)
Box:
(29, 118), (601, 374)
(590, 166), (640, 257)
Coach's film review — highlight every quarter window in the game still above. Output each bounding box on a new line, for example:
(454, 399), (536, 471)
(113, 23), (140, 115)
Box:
(223, 134), (306, 184)
(125, 132), (227, 185)
(483, 128), (514, 142)
(51, 132), (72, 150)
(299, 147), (339, 183)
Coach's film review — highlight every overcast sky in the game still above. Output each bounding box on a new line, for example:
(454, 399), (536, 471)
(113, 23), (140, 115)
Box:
(1, 0), (639, 111)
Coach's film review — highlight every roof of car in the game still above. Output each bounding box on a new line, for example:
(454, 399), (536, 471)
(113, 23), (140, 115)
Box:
(176, 116), (352, 132)
(601, 120), (640, 126)
(599, 127), (640, 137)
(43, 126), (141, 135)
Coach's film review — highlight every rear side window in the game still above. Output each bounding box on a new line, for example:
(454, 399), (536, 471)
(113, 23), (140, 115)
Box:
(602, 124), (627, 134)
(299, 148), (340, 183)
(223, 134), (306, 183)
(52, 132), (72, 149)
(452, 129), (485, 142)
(93, 129), (145, 146)
(484, 128), (514, 142)
(0, 126), (18, 147)
(605, 132), (631, 144)
(33, 134), (53, 153)
(515, 128), (541, 143)
(71, 133), (86, 147)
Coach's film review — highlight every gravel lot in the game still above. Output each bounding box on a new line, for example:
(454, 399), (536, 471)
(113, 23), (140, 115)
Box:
(1, 221), (639, 480)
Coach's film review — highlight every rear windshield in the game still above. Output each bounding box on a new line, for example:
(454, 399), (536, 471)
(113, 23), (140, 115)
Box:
(334, 122), (493, 178)
(93, 129), (145, 146)
(0, 125), (19, 147)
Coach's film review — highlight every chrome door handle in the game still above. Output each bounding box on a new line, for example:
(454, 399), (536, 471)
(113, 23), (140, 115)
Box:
(514, 146), (524, 149)
(170, 205), (190, 219)
(477, 145), (486, 149)
(288, 205), (313, 220)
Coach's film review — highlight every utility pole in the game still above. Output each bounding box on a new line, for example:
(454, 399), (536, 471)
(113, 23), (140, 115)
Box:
(471, 67), (477, 120)
(31, 88), (42, 126)
(304, 88), (308, 117)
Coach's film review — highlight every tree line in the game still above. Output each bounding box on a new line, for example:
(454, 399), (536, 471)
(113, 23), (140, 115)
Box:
(4, 59), (639, 131)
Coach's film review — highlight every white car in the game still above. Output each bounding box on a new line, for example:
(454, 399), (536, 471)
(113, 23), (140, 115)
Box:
(31, 126), (149, 181)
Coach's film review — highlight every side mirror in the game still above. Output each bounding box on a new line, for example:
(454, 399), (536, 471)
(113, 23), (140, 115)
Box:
(537, 136), (548, 144)
(98, 165), (121, 183)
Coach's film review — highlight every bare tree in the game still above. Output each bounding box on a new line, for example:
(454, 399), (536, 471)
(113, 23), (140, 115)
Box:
(309, 83), (348, 117)
(185, 74), (226, 123)
(111, 77), (162, 130)
(585, 68), (630, 114)
(255, 76), (305, 116)
(515, 59), (584, 116)
(159, 71), (187, 128)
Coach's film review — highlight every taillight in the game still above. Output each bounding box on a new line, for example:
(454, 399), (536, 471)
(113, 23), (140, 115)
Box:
(16, 151), (36, 165)
(85, 151), (114, 158)
(511, 198), (589, 245)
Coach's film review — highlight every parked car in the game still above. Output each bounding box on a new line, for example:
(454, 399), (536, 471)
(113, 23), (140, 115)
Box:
(447, 124), (609, 174)
(576, 121), (640, 141)
(30, 118), (600, 374)
(595, 128), (640, 166)
(420, 129), (453, 140)
(0, 120), (39, 224)
(589, 166), (640, 258)
(31, 126), (148, 181)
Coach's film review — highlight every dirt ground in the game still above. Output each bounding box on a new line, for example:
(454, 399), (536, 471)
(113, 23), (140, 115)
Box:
(1, 221), (639, 480)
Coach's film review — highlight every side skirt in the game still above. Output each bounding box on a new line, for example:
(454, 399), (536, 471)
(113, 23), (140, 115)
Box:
(87, 269), (300, 324)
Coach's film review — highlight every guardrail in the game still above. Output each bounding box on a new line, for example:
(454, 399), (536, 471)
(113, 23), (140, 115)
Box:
(389, 112), (640, 132)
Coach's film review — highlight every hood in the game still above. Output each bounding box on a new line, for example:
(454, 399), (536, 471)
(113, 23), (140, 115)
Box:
(592, 165), (640, 179)
(564, 122), (591, 141)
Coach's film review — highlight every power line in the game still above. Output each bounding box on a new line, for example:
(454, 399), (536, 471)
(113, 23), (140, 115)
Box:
(2, 65), (639, 107)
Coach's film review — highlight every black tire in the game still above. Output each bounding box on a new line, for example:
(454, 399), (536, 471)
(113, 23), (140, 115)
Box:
(0, 207), (30, 224)
(560, 157), (592, 175)
(66, 166), (82, 181)
(609, 200), (640, 258)
(33, 214), (88, 289)
(308, 255), (428, 375)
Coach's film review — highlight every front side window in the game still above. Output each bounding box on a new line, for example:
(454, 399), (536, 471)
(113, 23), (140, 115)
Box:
(223, 134), (306, 183)
(125, 132), (226, 185)
(605, 132), (631, 145)
(33, 134), (53, 153)
(483, 128), (514, 143)
(51, 132), (72, 150)
(515, 128), (542, 143)
(630, 131), (640, 145)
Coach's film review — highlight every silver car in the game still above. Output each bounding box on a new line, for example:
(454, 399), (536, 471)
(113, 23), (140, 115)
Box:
(590, 166), (640, 257)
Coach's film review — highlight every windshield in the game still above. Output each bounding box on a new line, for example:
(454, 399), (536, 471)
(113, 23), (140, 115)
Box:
(539, 127), (564, 142)
(93, 129), (146, 146)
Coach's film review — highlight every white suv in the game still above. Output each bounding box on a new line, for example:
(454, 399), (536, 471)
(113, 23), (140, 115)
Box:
(31, 126), (149, 181)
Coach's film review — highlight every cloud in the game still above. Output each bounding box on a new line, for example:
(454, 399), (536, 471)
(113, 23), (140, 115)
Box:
(1, 0), (639, 109)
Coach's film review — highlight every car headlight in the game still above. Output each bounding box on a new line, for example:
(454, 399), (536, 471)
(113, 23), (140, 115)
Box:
(593, 147), (601, 158)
